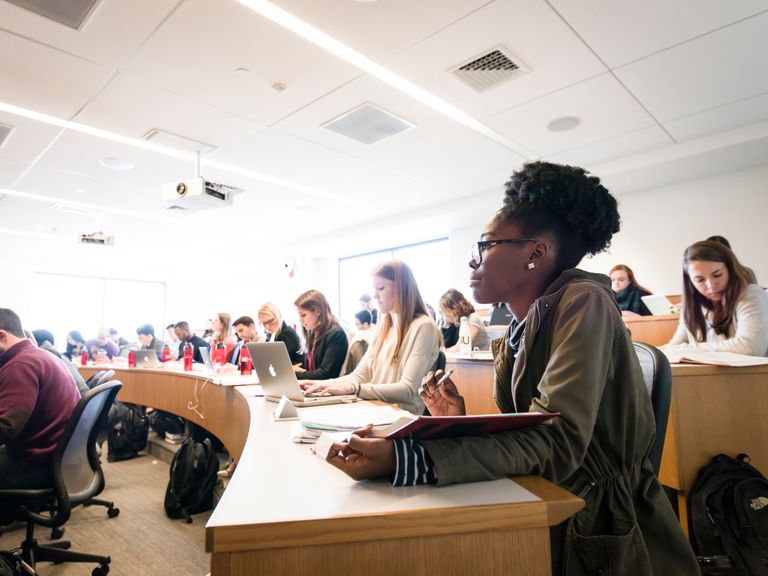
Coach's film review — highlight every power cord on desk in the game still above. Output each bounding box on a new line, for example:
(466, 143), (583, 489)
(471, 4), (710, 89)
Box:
(187, 375), (212, 420)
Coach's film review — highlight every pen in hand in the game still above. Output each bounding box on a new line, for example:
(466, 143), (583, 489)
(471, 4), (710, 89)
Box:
(434, 368), (455, 388)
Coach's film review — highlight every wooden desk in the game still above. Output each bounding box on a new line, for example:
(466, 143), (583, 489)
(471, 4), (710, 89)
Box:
(82, 366), (583, 576)
(445, 357), (768, 537)
(622, 314), (679, 346)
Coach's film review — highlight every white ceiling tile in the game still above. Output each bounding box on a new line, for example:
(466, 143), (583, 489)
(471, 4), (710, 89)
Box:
(615, 13), (768, 122)
(664, 92), (768, 142)
(271, 0), (490, 62)
(0, 112), (61, 178)
(0, 0), (180, 66)
(487, 73), (657, 156)
(547, 126), (673, 169)
(0, 29), (113, 117)
(549, 0), (767, 67)
(383, 0), (607, 118)
(77, 72), (265, 150)
(122, 0), (362, 125)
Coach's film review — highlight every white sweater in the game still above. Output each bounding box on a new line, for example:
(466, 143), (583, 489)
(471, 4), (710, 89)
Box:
(328, 314), (440, 414)
(667, 284), (768, 356)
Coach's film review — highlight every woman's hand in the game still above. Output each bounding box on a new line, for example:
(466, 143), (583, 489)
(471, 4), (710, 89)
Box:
(419, 370), (466, 416)
(301, 381), (354, 396)
(621, 310), (640, 317)
(326, 424), (396, 480)
(293, 365), (306, 373)
(216, 362), (239, 375)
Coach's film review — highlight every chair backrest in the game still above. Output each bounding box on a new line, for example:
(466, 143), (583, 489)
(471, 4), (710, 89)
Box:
(31, 381), (122, 527)
(632, 342), (672, 475)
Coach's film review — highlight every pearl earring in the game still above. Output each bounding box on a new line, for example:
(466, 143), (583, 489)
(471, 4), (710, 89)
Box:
(528, 262), (536, 270)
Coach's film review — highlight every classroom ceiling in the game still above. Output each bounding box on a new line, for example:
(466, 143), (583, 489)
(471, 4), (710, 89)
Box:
(1, 0), (767, 252)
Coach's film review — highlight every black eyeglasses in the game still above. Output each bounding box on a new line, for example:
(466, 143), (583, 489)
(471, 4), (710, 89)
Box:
(471, 238), (538, 265)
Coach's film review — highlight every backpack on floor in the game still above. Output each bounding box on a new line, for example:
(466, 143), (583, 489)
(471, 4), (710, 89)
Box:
(690, 453), (768, 576)
(148, 410), (185, 439)
(164, 437), (219, 523)
(107, 402), (149, 462)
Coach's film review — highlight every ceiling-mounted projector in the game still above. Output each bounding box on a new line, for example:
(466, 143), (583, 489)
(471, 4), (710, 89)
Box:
(162, 177), (239, 213)
(79, 231), (115, 246)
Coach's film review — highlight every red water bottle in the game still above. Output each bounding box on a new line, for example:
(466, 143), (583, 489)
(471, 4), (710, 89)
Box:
(215, 342), (226, 364)
(240, 344), (252, 376)
(81, 350), (88, 366)
(161, 343), (170, 362)
(183, 341), (193, 371)
(128, 350), (135, 368)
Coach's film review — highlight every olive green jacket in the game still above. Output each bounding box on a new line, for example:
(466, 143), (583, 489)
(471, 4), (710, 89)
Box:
(423, 269), (698, 575)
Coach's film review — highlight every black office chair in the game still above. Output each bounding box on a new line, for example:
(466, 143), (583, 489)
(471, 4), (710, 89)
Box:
(633, 342), (672, 475)
(0, 381), (121, 575)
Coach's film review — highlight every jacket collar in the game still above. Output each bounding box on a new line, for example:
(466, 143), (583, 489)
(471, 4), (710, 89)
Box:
(0, 339), (34, 368)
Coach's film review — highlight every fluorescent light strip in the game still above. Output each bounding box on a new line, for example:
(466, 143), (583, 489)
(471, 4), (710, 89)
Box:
(236, 0), (537, 160)
(0, 187), (225, 232)
(0, 101), (363, 206)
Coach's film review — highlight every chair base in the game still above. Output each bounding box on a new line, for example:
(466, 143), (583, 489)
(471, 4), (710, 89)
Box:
(19, 520), (110, 576)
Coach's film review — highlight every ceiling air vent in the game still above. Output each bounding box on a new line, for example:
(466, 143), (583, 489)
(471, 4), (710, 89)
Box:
(6, 0), (101, 30)
(452, 47), (528, 92)
(0, 123), (14, 148)
(143, 128), (217, 155)
(321, 103), (414, 145)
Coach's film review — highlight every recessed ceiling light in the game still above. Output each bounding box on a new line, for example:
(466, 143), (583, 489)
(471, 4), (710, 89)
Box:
(546, 116), (582, 132)
(99, 157), (134, 170)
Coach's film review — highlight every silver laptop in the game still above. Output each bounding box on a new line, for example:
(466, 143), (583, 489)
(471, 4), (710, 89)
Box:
(246, 342), (358, 406)
(134, 349), (161, 368)
(641, 294), (675, 316)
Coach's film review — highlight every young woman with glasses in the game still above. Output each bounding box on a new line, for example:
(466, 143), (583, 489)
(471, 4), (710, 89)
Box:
(301, 260), (440, 414)
(323, 162), (698, 574)
(258, 302), (304, 364)
(293, 290), (348, 380)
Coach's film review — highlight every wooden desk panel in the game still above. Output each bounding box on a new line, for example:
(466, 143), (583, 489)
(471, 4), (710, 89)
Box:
(81, 366), (583, 576)
(446, 357), (500, 415)
(622, 314), (679, 346)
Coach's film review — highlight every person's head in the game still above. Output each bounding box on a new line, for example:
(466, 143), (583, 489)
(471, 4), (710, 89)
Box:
(370, 260), (432, 366)
(32, 329), (54, 347)
(608, 264), (650, 294)
(707, 235), (731, 249)
(258, 303), (283, 336)
(212, 312), (231, 340)
(95, 327), (110, 347)
(682, 240), (754, 340)
(294, 290), (337, 349)
(108, 327), (120, 344)
(232, 315), (257, 342)
(470, 162), (620, 308)
(439, 289), (476, 326)
(165, 323), (178, 342)
(354, 309), (372, 331)
(0, 308), (25, 354)
(359, 293), (373, 311)
(67, 330), (85, 346)
(136, 323), (156, 347)
(174, 321), (191, 342)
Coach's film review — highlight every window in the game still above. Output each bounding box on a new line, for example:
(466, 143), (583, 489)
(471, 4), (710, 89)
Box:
(338, 238), (449, 326)
(28, 272), (166, 351)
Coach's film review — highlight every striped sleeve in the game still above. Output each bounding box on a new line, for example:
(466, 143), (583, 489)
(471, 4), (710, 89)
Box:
(392, 436), (436, 486)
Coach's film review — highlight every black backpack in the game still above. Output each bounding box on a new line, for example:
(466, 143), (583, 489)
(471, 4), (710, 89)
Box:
(690, 453), (768, 576)
(107, 402), (149, 462)
(164, 437), (219, 523)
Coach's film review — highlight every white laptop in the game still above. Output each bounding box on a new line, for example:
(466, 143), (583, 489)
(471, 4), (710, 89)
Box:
(199, 347), (259, 386)
(641, 294), (675, 316)
(246, 342), (358, 406)
(134, 349), (161, 368)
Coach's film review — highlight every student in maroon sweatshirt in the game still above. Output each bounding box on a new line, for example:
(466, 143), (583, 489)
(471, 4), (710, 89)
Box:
(0, 308), (79, 490)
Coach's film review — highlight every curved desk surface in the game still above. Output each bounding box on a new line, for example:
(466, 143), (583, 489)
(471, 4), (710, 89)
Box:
(82, 366), (583, 576)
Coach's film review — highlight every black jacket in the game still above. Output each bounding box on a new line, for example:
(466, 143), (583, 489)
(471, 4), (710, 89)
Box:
(300, 326), (348, 380)
(177, 334), (210, 364)
(267, 322), (304, 365)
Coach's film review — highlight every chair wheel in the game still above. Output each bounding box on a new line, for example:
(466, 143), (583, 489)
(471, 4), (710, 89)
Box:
(107, 507), (120, 518)
(92, 565), (110, 576)
(51, 527), (65, 539)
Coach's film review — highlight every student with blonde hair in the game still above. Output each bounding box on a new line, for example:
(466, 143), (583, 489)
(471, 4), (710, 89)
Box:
(302, 260), (440, 414)
(258, 302), (303, 364)
(294, 290), (348, 380)
(609, 264), (652, 316)
(210, 312), (235, 363)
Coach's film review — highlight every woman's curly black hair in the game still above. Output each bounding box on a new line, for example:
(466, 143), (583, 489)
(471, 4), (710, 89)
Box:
(494, 161), (621, 271)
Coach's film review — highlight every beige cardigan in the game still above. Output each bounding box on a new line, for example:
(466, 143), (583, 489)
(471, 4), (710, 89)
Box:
(328, 314), (440, 414)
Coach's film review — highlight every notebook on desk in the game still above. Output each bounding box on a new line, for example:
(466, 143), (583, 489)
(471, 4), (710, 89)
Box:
(246, 342), (358, 406)
(641, 295), (675, 316)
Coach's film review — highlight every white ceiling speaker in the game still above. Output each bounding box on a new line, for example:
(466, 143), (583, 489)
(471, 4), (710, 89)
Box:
(321, 103), (414, 145)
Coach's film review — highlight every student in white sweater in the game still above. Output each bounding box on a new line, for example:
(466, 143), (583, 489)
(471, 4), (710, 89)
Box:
(301, 260), (440, 414)
(666, 240), (768, 356)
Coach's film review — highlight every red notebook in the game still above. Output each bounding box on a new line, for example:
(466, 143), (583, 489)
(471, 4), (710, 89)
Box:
(370, 412), (560, 440)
